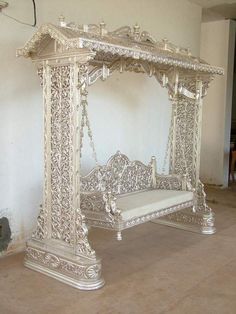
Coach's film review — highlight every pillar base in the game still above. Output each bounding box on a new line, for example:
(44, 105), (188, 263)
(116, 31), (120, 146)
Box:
(24, 239), (105, 290)
(151, 207), (216, 235)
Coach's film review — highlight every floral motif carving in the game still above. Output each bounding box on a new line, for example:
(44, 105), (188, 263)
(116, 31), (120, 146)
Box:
(81, 152), (153, 194)
(81, 152), (190, 196)
(31, 63), (96, 260)
(26, 247), (101, 280)
(124, 201), (193, 229)
(156, 175), (182, 190)
(50, 65), (74, 244)
(170, 97), (196, 185)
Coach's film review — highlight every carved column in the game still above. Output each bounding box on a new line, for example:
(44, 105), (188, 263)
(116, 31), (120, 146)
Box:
(170, 79), (205, 188)
(155, 78), (216, 234)
(170, 96), (196, 182)
(24, 57), (104, 290)
(169, 96), (178, 175)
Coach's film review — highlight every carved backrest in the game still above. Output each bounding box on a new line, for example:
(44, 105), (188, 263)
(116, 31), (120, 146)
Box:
(81, 151), (153, 194)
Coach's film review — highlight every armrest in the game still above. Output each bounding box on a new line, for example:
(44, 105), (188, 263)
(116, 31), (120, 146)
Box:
(155, 173), (193, 191)
(181, 174), (193, 191)
(80, 191), (121, 217)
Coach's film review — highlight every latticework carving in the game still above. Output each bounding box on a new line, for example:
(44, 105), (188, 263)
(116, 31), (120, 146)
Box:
(156, 175), (182, 190)
(31, 63), (96, 260)
(50, 65), (73, 244)
(81, 152), (191, 196)
(81, 152), (153, 194)
(170, 96), (197, 185)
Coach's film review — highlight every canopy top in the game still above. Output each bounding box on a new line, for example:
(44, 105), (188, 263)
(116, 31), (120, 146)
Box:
(17, 17), (223, 76)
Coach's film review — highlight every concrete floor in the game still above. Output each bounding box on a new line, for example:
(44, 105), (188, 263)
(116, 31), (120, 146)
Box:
(0, 186), (236, 314)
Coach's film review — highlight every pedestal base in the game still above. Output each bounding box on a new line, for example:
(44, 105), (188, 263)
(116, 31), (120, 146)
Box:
(151, 208), (216, 235)
(24, 239), (105, 290)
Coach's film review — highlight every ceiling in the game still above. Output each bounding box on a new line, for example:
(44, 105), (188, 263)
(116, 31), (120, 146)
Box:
(189, 0), (236, 21)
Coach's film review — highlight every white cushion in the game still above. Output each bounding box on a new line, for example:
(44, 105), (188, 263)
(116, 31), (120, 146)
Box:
(116, 189), (193, 221)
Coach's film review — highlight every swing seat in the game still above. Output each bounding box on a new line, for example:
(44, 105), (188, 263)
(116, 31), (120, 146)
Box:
(116, 189), (193, 220)
(81, 151), (194, 240)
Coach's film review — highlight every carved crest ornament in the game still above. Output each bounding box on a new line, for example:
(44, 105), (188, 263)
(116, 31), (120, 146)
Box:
(18, 17), (223, 290)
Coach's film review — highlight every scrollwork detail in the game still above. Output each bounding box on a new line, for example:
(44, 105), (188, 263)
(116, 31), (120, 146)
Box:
(26, 247), (101, 280)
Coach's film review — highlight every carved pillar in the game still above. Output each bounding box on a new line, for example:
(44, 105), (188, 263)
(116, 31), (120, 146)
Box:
(170, 79), (205, 188)
(155, 78), (215, 234)
(169, 96), (178, 175)
(24, 58), (104, 290)
(170, 96), (196, 182)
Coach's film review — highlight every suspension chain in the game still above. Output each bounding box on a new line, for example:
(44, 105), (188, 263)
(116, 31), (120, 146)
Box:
(80, 87), (98, 166)
(162, 103), (190, 179)
(176, 120), (190, 178)
(161, 104), (174, 174)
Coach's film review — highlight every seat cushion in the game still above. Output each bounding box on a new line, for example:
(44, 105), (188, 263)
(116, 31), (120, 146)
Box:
(116, 189), (193, 221)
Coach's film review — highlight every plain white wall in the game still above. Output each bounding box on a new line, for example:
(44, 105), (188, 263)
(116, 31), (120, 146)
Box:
(200, 20), (236, 186)
(0, 0), (202, 254)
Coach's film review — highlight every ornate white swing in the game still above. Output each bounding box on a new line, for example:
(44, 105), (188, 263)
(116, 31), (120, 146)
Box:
(17, 17), (223, 290)
(79, 83), (193, 241)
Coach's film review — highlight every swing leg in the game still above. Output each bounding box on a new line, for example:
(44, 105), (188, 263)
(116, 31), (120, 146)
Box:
(116, 231), (122, 241)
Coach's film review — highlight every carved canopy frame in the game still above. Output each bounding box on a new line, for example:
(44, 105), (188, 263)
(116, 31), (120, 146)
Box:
(17, 18), (223, 290)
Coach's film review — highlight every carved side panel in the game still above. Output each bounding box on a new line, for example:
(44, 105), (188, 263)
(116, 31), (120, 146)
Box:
(49, 65), (74, 244)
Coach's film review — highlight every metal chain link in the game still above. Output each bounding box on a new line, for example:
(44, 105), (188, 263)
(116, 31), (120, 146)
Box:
(161, 107), (174, 174)
(176, 120), (190, 179)
(161, 108), (190, 178)
(80, 88), (98, 166)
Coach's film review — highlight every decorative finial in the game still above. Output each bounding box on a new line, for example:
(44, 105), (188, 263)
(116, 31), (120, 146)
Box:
(133, 23), (140, 41)
(134, 23), (140, 32)
(100, 20), (106, 28)
(100, 20), (107, 36)
(162, 38), (168, 50)
(83, 24), (88, 32)
(59, 15), (66, 27)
